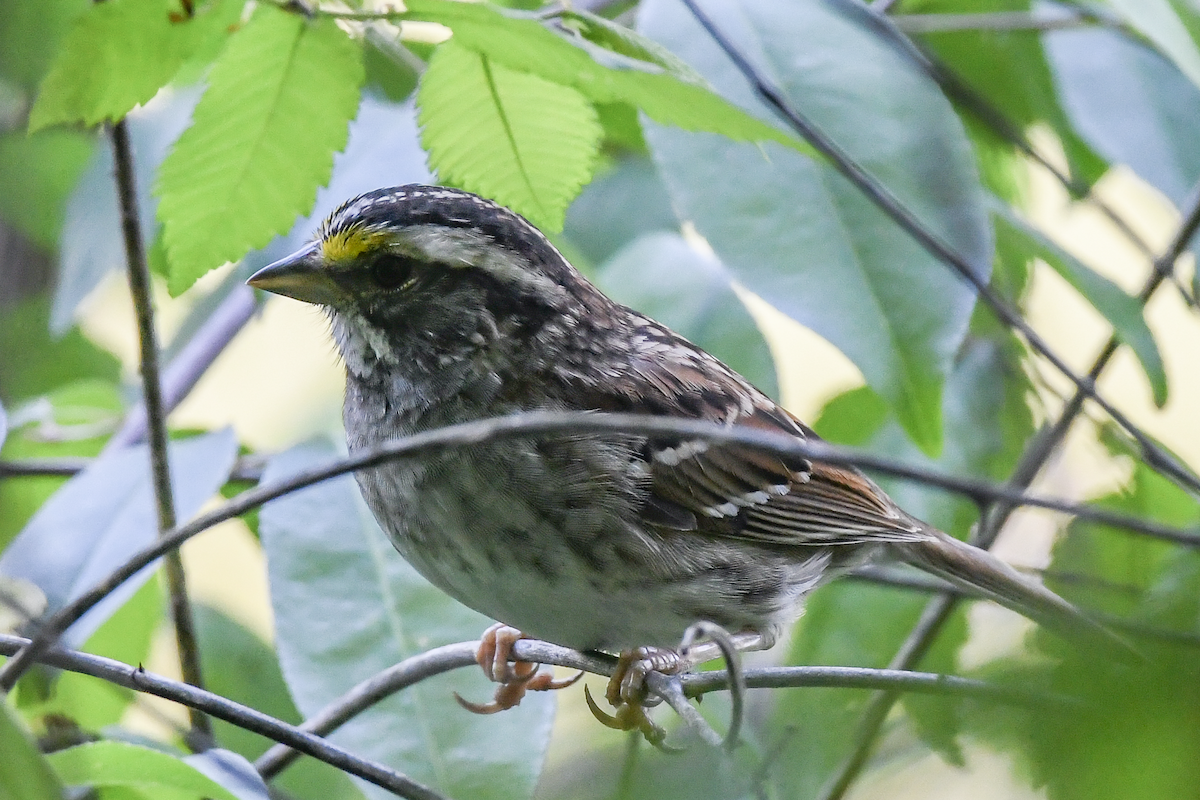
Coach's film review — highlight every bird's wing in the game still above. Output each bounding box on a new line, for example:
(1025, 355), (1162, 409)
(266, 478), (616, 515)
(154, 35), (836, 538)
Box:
(556, 318), (930, 547)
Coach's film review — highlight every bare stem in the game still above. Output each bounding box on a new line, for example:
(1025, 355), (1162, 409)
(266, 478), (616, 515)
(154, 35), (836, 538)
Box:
(109, 119), (210, 740)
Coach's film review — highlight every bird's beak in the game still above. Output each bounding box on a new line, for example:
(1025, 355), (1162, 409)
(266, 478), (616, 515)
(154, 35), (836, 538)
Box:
(246, 243), (344, 306)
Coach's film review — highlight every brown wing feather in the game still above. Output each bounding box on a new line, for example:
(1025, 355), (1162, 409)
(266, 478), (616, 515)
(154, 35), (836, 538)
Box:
(553, 315), (929, 548)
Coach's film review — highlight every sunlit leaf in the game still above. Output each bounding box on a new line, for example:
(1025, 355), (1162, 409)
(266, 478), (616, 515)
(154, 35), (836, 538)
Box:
(401, 0), (816, 157)
(157, 5), (363, 294)
(418, 39), (602, 232)
(49, 742), (240, 800)
(29, 0), (223, 131)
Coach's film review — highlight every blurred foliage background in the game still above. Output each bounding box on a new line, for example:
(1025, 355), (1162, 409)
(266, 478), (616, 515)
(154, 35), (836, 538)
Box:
(2, 0), (1200, 799)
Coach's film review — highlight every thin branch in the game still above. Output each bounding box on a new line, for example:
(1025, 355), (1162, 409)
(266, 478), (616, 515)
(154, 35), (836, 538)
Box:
(818, 182), (1200, 800)
(679, 0), (1200, 499)
(251, 634), (1068, 779)
(3, 410), (1198, 691)
(0, 634), (446, 800)
(890, 10), (1117, 34)
(0, 455), (265, 482)
(108, 119), (210, 739)
(670, 5), (1200, 794)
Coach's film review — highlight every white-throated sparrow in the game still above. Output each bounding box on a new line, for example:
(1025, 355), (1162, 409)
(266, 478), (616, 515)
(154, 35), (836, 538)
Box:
(248, 185), (1111, 723)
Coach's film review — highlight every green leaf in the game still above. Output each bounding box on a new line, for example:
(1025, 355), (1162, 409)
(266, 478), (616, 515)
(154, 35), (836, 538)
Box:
(0, 430), (238, 647)
(418, 39), (602, 232)
(563, 155), (679, 266)
(48, 742), (240, 800)
(19, 578), (162, 730)
(260, 442), (555, 800)
(781, 337), (1035, 774)
(194, 605), (364, 800)
(1046, 22), (1200, 205)
(640, 0), (993, 456)
(0, 0), (90, 91)
(0, 130), (94, 248)
(766, 580), (971, 795)
(0, 701), (64, 800)
(29, 0), (194, 131)
(989, 202), (1167, 406)
(0, 377), (120, 553)
(0, 297), (122, 405)
(401, 0), (816, 157)
(593, 232), (778, 398)
(1103, 0), (1200, 92)
(156, 6), (363, 295)
(905, 0), (1106, 190)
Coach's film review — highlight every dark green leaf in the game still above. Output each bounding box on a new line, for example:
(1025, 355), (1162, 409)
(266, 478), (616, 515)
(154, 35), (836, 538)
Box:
(260, 442), (555, 800)
(418, 38), (602, 232)
(363, 37), (420, 103)
(990, 202), (1167, 406)
(157, 6), (363, 294)
(48, 742), (240, 800)
(0, 701), (64, 800)
(640, 0), (992, 455)
(905, 0), (1106, 189)
(593, 231), (778, 398)
(766, 580), (970, 795)
(0, 379), (120, 553)
(0, 0), (90, 91)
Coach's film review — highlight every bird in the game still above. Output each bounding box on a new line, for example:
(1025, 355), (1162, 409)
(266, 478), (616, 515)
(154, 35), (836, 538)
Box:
(247, 184), (1120, 731)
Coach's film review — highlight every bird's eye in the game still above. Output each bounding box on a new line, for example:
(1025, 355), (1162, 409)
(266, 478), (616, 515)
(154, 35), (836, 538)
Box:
(368, 253), (417, 290)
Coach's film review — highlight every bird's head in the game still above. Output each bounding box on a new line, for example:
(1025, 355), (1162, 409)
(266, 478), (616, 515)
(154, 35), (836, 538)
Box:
(248, 185), (599, 382)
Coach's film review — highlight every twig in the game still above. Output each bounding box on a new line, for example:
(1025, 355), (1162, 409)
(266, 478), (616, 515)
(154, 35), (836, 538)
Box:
(679, 0), (1200, 499)
(249, 633), (1068, 778)
(0, 633), (446, 800)
(109, 119), (210, 739)
(0, 455), (265, 482)
(2, 430), (1193, 543)
(890, 10), (1114, 34)
(818, 185), (1200, 799)
(3, 410), (1198, 691)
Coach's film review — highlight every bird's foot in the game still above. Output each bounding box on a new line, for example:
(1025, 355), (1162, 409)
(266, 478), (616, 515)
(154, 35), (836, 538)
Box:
(455, 623), (582, 714)
(583, 647), (688, 749)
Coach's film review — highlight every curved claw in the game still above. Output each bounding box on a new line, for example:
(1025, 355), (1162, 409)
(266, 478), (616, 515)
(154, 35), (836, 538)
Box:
(584, 684), (624, 728)
(458, 666), (583, 715)
(584, 685), (682, 752)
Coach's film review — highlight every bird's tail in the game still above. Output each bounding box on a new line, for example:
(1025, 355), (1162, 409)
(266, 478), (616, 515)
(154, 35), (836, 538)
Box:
(894, 527), (1138, 660)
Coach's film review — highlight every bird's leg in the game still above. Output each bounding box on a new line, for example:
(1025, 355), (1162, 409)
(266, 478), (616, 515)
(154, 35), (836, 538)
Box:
(455, 623), (582, 715)
(586, 630), (770, 745)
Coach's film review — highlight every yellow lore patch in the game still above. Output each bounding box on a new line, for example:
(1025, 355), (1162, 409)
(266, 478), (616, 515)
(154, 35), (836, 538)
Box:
(321, 228), (390, 262)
